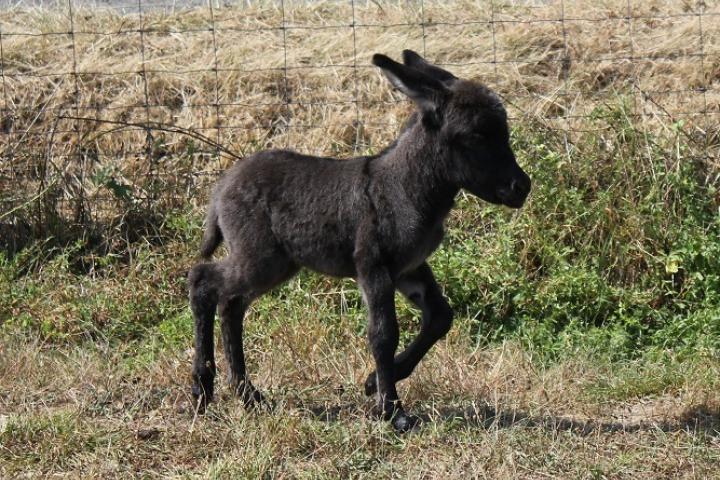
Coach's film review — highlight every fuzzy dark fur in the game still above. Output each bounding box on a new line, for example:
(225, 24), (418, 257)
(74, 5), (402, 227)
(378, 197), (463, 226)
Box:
(188, 50), (531, 432)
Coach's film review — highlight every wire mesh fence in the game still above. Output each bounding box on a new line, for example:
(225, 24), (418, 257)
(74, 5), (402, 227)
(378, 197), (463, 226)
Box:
(0, 0), (718, 253)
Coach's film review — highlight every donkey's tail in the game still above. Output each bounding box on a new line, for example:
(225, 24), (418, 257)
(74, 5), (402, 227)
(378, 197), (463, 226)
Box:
(199, 202), (223, 260)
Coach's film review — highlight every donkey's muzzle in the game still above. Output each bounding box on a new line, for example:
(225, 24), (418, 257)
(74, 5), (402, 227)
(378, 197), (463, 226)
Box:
(496, 172), (531, 209)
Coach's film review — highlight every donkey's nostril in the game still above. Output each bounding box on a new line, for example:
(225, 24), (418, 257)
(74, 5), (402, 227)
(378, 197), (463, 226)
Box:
(497, 174), (530, 206)
(513, 175), (531, 196)
(507, 179), (521, 197)
(496, 185), (511, 200)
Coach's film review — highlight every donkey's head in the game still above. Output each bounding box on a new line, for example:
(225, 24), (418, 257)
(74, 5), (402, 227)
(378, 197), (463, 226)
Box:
(373, 50), (531, 209)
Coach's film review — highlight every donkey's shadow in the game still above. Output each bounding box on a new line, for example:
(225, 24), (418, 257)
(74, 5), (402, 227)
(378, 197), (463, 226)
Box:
(301, 401), (720, 436)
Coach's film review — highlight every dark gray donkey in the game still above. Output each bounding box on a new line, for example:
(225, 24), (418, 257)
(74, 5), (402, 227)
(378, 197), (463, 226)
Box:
(188, 50), (531, 432)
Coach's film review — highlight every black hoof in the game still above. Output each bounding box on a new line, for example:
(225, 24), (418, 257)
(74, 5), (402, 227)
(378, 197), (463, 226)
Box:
(364, 372), (377, 397)
(191, 381), (213, 413)
(235, 382), (271, 410)
(192, 365), (216, 414)
(392, 411), (421, 433)
(372, 402), (421, 433)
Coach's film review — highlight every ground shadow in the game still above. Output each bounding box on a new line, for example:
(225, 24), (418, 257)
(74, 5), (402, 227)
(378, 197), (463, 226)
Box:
(299, 400), (720, 437)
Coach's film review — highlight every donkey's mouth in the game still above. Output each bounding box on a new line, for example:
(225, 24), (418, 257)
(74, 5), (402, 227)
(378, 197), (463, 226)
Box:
(502, 196), (527, 209)
(496, 189), (528, 209)
(469, 188), (525, 209)
(496, 176), (531, 209)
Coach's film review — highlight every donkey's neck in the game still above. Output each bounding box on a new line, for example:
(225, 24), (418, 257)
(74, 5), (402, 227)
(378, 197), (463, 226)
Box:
(379, 122), (458, 223)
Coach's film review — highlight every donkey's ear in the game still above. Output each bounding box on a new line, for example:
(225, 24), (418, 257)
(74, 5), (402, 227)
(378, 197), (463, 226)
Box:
(402, 50), (457, 86)
(372, 53), (449, 127)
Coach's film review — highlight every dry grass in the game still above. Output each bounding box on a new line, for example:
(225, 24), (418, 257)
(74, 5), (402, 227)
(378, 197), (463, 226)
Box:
(2, 1), (720, 478)
(1, 0), (719, 224)
(3, 333), (720, 478)
(1, 231), (720, 477)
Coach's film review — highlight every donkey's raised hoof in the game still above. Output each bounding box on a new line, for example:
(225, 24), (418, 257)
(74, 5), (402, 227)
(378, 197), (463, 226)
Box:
(234, 381), (270, 410)
(364, 373), (378, 397)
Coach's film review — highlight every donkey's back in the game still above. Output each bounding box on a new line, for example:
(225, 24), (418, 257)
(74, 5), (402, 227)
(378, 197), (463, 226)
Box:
(203, 148), (371, 278)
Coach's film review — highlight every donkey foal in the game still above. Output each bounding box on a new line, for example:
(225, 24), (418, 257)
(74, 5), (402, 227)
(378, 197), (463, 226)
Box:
(188, 50), (531, 432)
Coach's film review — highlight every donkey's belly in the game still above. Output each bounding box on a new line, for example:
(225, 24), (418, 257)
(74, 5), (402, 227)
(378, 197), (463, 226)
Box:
(281, 232), (357, 278)
(297, 251), (357, 278)
(392, 223), (445, 276)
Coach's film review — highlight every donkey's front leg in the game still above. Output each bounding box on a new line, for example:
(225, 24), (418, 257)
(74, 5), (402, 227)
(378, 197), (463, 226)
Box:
(364, 262), (453, 396)
(357, 264), (420, 432)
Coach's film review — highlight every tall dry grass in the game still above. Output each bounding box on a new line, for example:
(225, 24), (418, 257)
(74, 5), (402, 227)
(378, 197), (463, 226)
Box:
(1, 0), (718, 251)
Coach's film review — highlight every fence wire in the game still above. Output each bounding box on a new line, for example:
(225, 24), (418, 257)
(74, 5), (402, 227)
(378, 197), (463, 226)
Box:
(0, 0), (718, 252)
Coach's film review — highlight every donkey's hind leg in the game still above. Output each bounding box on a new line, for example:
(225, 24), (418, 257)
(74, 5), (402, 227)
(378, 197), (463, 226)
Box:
(217, 252), (299, 409)
(188, 261), (222, 410)
(218, 294), (267, 408)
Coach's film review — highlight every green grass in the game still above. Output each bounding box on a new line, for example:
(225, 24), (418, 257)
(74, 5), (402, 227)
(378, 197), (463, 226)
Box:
(2, 100), (720, 477)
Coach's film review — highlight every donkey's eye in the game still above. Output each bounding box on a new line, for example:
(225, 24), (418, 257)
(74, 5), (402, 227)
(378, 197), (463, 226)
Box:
(454, 133), (485, 149)
(462, 133), (485, 146)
